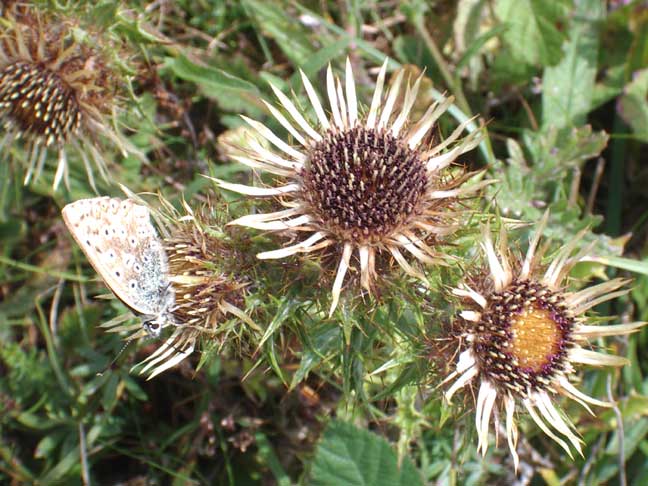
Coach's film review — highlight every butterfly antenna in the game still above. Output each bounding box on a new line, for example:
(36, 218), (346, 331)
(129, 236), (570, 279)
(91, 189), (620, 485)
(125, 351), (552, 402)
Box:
(97, 338), (133, 376)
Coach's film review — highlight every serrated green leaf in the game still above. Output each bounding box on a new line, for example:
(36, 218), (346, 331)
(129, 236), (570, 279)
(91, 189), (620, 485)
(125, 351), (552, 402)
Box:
(618, 68), (648, 142)
(310, 420), (423, 486)
(491, 125), (608, 220)
(542, 0), (604, 129)
(495, 0), (570, 66)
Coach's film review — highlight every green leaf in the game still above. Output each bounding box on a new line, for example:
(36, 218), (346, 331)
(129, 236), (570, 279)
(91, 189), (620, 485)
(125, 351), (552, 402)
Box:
(542, 0), (604, 129)
(310, 421), (423, 486)
(591, 418), (648, 483)
(591, 63), (626, 111)
(163, 55), (259, 94)
(291, 323), (341, 388)
(456, 25), (507, 71)
(258, 297), (299, 349)
(494, 0), (570, 66)
(296, 38), (352, 79)
(34, 430), (66, 459)
(242, 0), (314, 65)
(618, 68), (648, 142)
(255, 432), (291, 486)
(370, 363), (421, 402)
(453, 0), (488, 56)
(39, 445), (80, 484)
(115, 9), (170, 44)
(453, 0), (506, 75)
(585, 255), (648, 277)
(290, 4), (391, 65)
(627, 9), (648, 73)
(492, 126), (608, 219)
(162, 55), (261, 113)
(524, 125), (609, 174)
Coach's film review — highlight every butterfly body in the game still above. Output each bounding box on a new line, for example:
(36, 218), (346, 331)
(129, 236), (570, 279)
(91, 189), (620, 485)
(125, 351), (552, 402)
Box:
(62, 197), (175, 337)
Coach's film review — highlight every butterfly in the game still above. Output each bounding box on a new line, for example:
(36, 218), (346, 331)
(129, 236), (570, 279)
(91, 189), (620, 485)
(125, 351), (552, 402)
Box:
(62, 197), (175, 338)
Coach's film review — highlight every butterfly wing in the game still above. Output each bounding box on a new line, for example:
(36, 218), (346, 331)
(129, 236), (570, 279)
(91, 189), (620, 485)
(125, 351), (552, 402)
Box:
(62, 197), (172, 317)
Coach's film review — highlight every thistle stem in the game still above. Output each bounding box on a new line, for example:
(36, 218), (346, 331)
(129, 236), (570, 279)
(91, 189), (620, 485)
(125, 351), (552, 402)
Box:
(412, 17), (471, 116)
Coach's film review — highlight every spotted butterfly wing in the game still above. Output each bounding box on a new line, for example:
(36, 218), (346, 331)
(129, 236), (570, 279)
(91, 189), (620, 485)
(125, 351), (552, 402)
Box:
(62, 197), (175, 336)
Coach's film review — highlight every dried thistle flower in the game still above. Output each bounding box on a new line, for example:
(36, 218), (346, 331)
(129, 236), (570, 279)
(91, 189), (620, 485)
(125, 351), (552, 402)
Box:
(0, 5), (141, 189)
(215, 58), (489, 315)
(96, 194), (255, 379)
(442, 212), (644, 469)
(137, 199), (255, 379)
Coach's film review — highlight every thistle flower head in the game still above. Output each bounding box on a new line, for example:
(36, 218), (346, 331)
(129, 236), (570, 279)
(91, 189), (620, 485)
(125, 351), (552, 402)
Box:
(97, 194), (254, 380)
(165, 203), (247, 329)
(443, 212), (645, 469)
(0, 61), (82, 145)
(0, 5), (141, 189)
(137, 200), (254, 379)
(216, 58), (489, 315)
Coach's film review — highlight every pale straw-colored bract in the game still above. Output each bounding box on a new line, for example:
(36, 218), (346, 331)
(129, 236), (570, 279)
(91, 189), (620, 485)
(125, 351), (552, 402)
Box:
(443, 212), (645, 469)
(214, 58), (490, 315)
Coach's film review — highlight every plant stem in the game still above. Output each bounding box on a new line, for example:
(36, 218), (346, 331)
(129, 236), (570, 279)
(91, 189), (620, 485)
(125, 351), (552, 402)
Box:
(413, 18), (471, 116)
(0, 255), (89, 282)
(606, 114), (626, 236)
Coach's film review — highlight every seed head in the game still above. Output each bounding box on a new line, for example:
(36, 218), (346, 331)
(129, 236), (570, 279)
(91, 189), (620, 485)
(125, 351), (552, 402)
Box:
(165, 216), (246, 330)
(0, 4), (142, 189)
(0, 61), (81, 145)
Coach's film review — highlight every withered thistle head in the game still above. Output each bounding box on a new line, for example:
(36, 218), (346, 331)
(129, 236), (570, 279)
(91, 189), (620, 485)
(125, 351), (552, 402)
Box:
(0, 61), (82, 146)
(0, 5), (141, 189)
(215, 58), (490, 315)
(135, 199), (255, 379)
(165, 204), (247, 330)
(86, 193), (254, 380)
